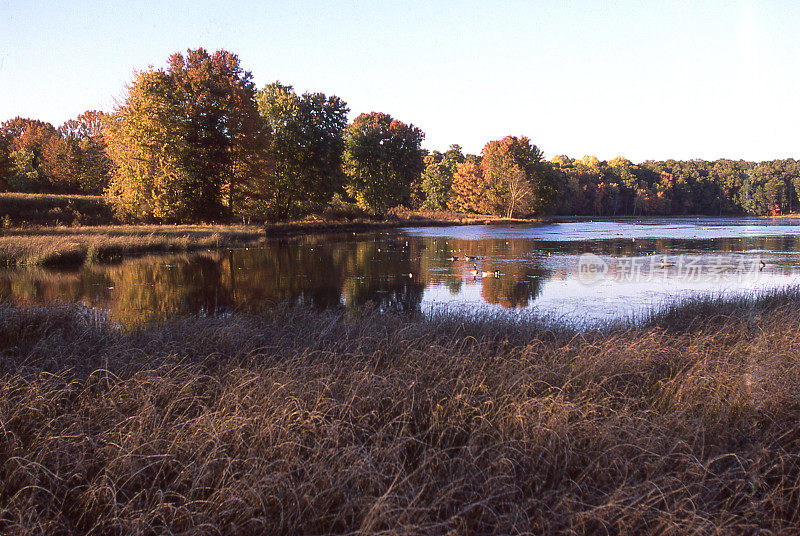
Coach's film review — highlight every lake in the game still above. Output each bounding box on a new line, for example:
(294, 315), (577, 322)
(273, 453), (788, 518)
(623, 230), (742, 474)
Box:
(5, 217), (800, 326)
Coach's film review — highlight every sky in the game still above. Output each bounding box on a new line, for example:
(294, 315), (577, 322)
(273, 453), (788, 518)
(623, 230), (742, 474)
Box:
(1, 0), (798, 162)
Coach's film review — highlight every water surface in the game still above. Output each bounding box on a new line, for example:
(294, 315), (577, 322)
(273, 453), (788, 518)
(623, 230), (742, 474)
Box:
(5, 217), (800, 326)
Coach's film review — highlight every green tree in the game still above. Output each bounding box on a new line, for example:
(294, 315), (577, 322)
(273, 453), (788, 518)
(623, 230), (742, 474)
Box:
(421, 144), (465, 209)
(9, 147), (42, 191)
(343, 112), (425, 213)
(256, 82), (349, 219)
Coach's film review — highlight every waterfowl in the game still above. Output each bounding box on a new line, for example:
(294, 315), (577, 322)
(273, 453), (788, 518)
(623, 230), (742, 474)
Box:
(759, 260), (766, 271)
(469, 264), (479, 277)
(449, 256), (460, 262)
(660, 259), (675, 268)
(465, 255), (480, 261)
(481, 269), (500, 278)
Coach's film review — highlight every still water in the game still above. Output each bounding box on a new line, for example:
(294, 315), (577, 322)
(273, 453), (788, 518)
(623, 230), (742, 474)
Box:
(5, 217), (800, 326)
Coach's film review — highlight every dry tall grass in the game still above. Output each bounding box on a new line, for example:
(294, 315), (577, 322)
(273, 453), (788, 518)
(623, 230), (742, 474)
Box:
(0, 194), (113, 227)
(0, 225), (266, 266)
(1, 294), (800, 534)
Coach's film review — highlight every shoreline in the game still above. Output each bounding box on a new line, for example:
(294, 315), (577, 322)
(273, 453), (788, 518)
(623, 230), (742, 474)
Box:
(1, 212), (799, 268)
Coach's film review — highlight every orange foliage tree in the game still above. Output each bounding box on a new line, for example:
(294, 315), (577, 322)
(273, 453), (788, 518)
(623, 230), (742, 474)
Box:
(105, 49), (270, 221)
(0, 118), (58, 191)
(481, 135), (555, 217)
(59, 111), (112, 194)
(448, 158), (492, 213)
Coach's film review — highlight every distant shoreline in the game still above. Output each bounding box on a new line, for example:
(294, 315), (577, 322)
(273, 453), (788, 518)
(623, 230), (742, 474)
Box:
(2, 191), (800, 267)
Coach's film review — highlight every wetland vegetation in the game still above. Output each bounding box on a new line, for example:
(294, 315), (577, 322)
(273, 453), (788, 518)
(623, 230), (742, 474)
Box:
(2, 290), (800, 534)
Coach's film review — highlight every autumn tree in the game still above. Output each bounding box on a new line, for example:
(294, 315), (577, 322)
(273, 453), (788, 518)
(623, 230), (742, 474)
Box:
(481, 135), (557, 217)
(105, 69), (190, 220)
(0, 114), (113, 194)
(41, 133), (82, 192)
(608, 156), (632, 168)
(551, 155), (574, 168)
(59, 111), (112, 194)
(105, 48), (269, 222)
(502, 165), (533, 218)
(343, 112), (425, 213)
(448, 157), (493, 213)
(256, 82), (349, 219)
(0, 133), (12, 190)
(0, 117), (56, 150)
(0, 118), (58, 191)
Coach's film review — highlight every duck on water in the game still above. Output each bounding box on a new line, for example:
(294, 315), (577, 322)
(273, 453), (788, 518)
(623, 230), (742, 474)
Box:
(470, 263), (499, 278)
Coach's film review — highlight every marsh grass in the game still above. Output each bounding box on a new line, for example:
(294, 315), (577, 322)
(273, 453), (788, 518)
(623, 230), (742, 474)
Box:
(0, 194), (113, 227)
(1, 294), (800, 534)
(642, 285), (800, 330)
(0, 225), (266, 266)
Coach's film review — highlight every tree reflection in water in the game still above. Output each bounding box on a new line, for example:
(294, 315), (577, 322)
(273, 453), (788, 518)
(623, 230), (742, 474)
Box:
(6, 229), (795, 325)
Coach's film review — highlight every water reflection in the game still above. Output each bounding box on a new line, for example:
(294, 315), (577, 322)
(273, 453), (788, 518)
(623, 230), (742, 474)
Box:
(3, 219), (800, 325)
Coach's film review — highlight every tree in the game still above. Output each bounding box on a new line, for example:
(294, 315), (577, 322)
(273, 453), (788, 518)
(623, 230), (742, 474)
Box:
(608, 156), (632, 168)
(105, 48), (269, 222)
(59, 111), (112, 194)
(343, 112), (425, 213)
(9, 147), (42, 191)
(105, 69), (191, 220)
(421, 163), (450, 210)
(502, 165), (532, 218)
(0, 117), (59, 192)
(256, 82), (349, 219)
(448, 157), (492, 213)
(551, 155), (574, 168)
(481, 135), (556, 216)
(0, 114), (112, 195)
(0, 133), (12, 190)
(421, 144), (465, 209)
(41, 133), (82, 192)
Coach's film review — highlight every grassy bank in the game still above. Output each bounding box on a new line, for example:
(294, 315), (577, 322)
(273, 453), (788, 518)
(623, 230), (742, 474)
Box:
(0, 225), (266, 266)
(0, 198), (535, 266)
(0, 194), (531, 265)
(0, 193), (114, 227)
(0, 193), (521, 232)
(2, 292), (800, 534)
(261, 209), (528, 238)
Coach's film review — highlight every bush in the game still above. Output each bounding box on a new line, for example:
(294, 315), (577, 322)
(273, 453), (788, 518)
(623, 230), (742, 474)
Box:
(320, 193), (371, 220)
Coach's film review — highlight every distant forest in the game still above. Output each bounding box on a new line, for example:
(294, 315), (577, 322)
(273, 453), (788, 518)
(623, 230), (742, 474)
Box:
(1, 48), (798, 222)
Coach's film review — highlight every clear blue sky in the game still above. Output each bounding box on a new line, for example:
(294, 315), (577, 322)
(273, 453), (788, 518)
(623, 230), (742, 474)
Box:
(1, 0), (797, 162)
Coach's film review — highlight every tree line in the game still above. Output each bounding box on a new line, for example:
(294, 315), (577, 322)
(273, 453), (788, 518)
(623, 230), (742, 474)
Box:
(1, 47), (799, 221)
